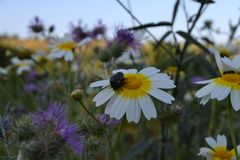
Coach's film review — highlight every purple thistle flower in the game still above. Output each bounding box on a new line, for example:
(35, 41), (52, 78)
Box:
(56, 120), (83, 156)
(70, 22), (88, 43)
(31, 103), (83, 156)
(97, 114), (120, 126)
(31, 103), (66, 127)
(89, 20), (106, 39)
(29, 16), (45, 34)
(24, 83), (39, 94)
(114, 26), (140, 49)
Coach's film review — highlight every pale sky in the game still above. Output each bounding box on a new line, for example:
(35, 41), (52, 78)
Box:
(0, 0), (239, 42)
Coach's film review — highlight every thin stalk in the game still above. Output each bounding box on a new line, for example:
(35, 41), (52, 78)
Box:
(227, 100), (239, 160)
(160, 122), (165, 160)
(112, 120), (124, 159)
(208, 100), (216, 135)
(77, 99), (102, 125)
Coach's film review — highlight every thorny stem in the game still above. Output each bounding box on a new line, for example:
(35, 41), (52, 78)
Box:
(227, 100), (239, 160)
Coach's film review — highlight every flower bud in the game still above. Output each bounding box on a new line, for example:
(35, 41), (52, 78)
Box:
(71, 89), (83, 101)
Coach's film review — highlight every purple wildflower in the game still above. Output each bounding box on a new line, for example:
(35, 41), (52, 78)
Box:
(56, 120), (83, 156)
(31, 103), (83, 156)
(29, 16), (45, 34)
(97, 114), (120, 126)
(27, 70), (37, 81)
(24, 83), (39, 94)
(70, 22), (88, 43)
(89, 20), (106, 39)
(114, 26), (140, 49)
(190, 76), (206, 84)
(31, 103), (66, 127)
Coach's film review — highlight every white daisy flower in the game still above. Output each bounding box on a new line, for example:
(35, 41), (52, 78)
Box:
(198, 135), (240, 160)
(195, 51), (240, 111)
(49, 36), (77, 61)
(90, 67), (175, 123)
(11, 57), (33, 75)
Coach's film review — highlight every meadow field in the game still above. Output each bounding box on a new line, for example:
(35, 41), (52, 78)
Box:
(1, 0), (240, 160)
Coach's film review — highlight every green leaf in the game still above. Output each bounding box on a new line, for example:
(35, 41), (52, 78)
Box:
(176, 31), (210, 53)
(128, 21), (172, 30)
(172, 0), (180, 25)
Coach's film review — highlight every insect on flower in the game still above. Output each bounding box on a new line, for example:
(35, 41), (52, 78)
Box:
(90, 67), (175, 123)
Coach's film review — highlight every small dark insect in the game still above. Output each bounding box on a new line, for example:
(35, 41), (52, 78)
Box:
(110, 72), (125, 90)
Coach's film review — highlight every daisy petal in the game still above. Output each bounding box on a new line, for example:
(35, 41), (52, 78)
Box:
(152, 80), (176, 89)
(198, 147), (214, 156)
(194, 79), (212, 84)
(149, 73), (170, 81)
(148, 88), (175, 104)
(126, 69), (138, 74)
(210, 86), (230, 101)
(139, 67), (160, 76)
(205, 137), (217, 149)
(216, 135), (227, 147)
(112, 69), (128, 74)
(64, 52), (73, 61)
(126, 99), (141, 123)
(90, 80), (110, 88)
(93, 87), (115, 107)
(200, 94), (211, 105)
(230, 90), (240, 111)
(195, 83), (215, 98)
(138, 95), (157, 120)
(112, 96), (128, 119)
(213, 50), (223, 75)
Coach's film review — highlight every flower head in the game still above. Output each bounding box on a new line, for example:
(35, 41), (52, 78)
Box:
(49, 36), (77, 61)
(195, 51), (240, 111)
(90, 67), (175, 123)
(89, 20), (106, 39)
(198, 135), (240, 160)
(28, 16), (45, 34)
(114, 26), (140, 49)
(56, 120), (83, 156)
(70, 22), (88, 43)
(31, 103), (83, 156)
(11, 57), (33, 75)
(97, 114), (120, 126)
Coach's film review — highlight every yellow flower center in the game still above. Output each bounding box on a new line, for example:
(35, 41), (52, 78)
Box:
(117, 73), (152, 99)
(213, 73), (240, 90)
(124, 75), (143, 89)
(213, 146), (234, 160)
(57, 42), (76, 51)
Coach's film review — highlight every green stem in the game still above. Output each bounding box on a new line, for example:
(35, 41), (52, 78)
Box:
(77, 99), (102, 125)
(111, 120), (124, 159)
(228, 100), (239, 159)
(114, 120), (124, 149)
(208, 100), (216, 135)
